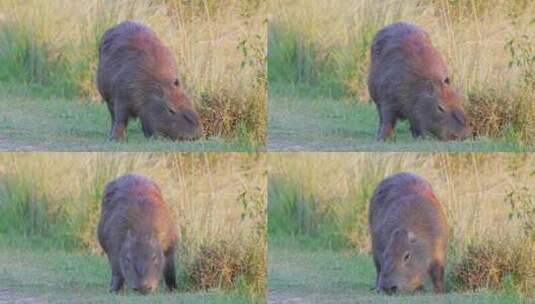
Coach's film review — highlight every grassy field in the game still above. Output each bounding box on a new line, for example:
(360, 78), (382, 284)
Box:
(267, 85), (529, 152)
(268, 237), (527, 304)
(0, 236), (259, 304)
(267, 153), (535, 302)
(268, 0), (535, 149)
(0, 0), (267, 150)
(0, 84), (256, 151)
(0, 153), (267, 302)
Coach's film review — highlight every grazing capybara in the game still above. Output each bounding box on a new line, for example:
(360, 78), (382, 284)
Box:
(368, 22), (470, 141)
(97, 21), (201, 141)
(97, 174), (178, 294)
(369, 172), (448, 294)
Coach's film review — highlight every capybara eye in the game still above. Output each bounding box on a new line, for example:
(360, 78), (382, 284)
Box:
(444, 77), (450, 84)
(174, 79), (179, 87)
(403, 252), (411, 262)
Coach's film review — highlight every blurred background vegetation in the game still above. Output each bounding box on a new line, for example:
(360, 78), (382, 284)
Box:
(0, 153), (266, 299)
(0, 0), (266, 145)
(268, 153), (535, 299)
(268, 0), (534, 146)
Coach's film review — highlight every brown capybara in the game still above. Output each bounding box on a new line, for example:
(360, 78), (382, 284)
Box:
(368, 22), (470, 141)
(369, 172), (448, 294)
(97, 174), (178, 294)
(97, 21), (201, 141)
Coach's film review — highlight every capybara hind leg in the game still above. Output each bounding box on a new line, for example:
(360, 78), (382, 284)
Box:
(373, 255), (381, 291)
(429, 262), (445, 293)
(109, 108), (129, 141)
(106, 102), (116, 139)
(377, 108), (396, 140)
(163, 252), (177, 290)
(109, 262), (124, 292)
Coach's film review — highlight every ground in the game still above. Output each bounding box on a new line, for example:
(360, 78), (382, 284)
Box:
(267, 237), (526, 304)
(268, 85), (531, 152)
(0, 84), (258, 152)
(0, 236), (260, 304)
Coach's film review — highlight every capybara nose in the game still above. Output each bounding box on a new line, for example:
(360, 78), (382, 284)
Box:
(133, 285), (154, 294)
(382, 285), (398, 295)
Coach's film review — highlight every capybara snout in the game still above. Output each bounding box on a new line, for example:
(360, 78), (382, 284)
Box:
(97, 21), (202, 141)
(369, 173), (448, 294)
(97, 174), (178, 294)
(368, 22), (470, 141)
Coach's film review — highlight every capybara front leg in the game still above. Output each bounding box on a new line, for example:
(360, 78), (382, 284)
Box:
(141, 119), (156, 139)
(163, 251), (177, 290)
(429, 261), (445, 293)
(409, 121), (423, 138)
(109, 261), (124, 292)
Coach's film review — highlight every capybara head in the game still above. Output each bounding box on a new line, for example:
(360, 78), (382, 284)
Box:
(413, 75), (470, 140)
(119, 230), (165, 294)
(148, 77), (202, 141)
(378, 228), (427, 294)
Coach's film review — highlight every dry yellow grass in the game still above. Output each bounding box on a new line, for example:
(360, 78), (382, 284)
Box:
(0, 0), (266, 141)
(269, 153), (535, 255)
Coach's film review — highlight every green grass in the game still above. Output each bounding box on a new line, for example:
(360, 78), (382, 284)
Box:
(268, 237), (529, 304)
(0, 235), (261, 304)
(268, 84), (532, 152)
(0, 83), (260, 151)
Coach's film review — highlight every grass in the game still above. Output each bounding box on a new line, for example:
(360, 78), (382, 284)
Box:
(267, 153), (535, 299)
(0, 235), (261, 304)
(268, 85), (531, 152)
(268, 0), (535, 147)
(268, 237), (529, 304)
(0, 153), (267, 299)
(0, 0), (266, 148)
(0, 84), (258, 151)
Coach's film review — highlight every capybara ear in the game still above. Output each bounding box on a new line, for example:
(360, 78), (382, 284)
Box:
(126, 229), (134, 241)
(392, 228), (401, 238)
(408, 231), (417, 243)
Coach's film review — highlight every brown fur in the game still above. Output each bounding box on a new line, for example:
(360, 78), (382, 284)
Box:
(369, 172), (448, 294)
(97, 174), (178, 293)
(97, 21), (201, 141)
(368, 22), (470, 141)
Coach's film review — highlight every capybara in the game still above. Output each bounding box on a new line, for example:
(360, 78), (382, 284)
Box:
(369, 172), (448, 294)
(97, 21), (201, 141)
(368, 22), (470, 141)
(97, 174), (178, 294)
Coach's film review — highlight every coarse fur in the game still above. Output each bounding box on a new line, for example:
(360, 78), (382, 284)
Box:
(368, 22), (470, 141)
(97, 174), (178, 294)
(97, 21), (201, 141)
(369, 172), (448, 294)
